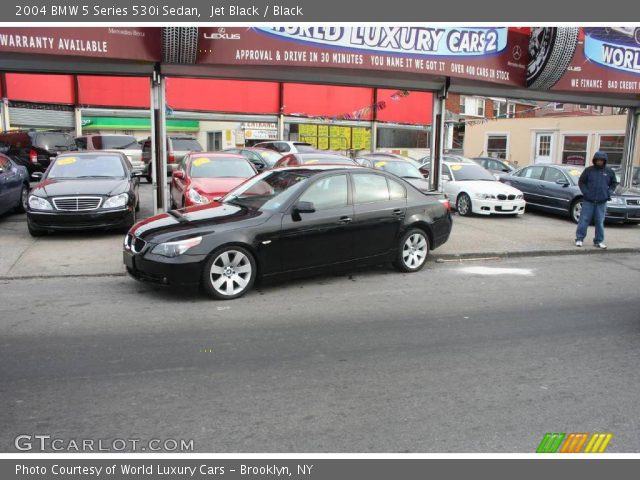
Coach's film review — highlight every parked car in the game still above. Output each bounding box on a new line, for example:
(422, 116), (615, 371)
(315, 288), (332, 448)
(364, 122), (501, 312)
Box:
(417, 154), (476, 178)
(500, 164), (640, 224)
(76, 134), (144, 173)
(27, 152), (141, 236)
(0, 153), (30, 216)
(170, 153), (258, 209)
(253, 141), (316, 154)
(359, 157), (432, 193)
(274, 152), (358, 168)
(472, 157), (516, 177)
(0, 130), (77, 176)
(421, 159), (526, 216)
(357, 152), (422, 168)
(222, 147), (283, 172)
(141, 135), (204, 183)
(123, 165), (453, 300)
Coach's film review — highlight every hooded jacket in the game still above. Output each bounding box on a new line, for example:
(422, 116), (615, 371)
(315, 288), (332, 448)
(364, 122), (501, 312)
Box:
(578, 157), (618, 203)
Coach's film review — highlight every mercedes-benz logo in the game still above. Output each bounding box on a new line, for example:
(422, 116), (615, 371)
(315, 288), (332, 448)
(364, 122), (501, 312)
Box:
(512, 45), (522, 61)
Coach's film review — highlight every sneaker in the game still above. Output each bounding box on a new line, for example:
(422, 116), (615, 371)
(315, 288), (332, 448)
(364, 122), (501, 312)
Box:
(594, 242), (607, 249)
(575, 240), (583, 247)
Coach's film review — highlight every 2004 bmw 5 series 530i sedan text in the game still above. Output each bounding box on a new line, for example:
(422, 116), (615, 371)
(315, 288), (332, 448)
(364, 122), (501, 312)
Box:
(123, 165), (453, 300)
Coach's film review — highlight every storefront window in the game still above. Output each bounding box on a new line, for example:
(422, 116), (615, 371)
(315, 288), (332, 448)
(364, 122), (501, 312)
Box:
(599, 135), (625, 166)
(562, 135), (588, 166)
(487, 135), (508, 159)
(377, 128), (430, 149)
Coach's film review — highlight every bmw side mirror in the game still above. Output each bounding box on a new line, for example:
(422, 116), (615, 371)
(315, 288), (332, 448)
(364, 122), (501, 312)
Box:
(31, 172), (43, 181)
(172, 171), (185, 179)
(442, 174), (451, 182)
(294, 201), (316, 214)
(131, 171), (143, 178)
(555, 179), (570, 187)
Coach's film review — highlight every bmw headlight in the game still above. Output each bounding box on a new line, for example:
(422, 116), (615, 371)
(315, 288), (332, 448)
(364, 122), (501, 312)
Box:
(475, 193), (496, 199)
(103, 193), (129, 209)
(516, 194), (524, 199)
(28, 195), (53, 211)
(607, 196), (625, 205)
(151, 236), (202, 257)
(188, 188), (208, 204)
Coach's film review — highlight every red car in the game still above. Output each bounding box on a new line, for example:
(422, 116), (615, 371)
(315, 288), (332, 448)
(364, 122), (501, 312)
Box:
(170, 153), (257, 208)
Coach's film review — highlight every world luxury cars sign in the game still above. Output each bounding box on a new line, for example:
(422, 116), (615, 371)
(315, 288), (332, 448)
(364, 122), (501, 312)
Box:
(196, 26), (529, 87)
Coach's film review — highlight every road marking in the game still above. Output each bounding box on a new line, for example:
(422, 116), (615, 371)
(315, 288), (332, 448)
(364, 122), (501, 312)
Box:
(457, 266), (534, 276)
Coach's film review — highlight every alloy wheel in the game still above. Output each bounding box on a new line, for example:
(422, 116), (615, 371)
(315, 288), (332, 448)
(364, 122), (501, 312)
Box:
(402, 233), (428, 269)
(209, 250), (253, 297)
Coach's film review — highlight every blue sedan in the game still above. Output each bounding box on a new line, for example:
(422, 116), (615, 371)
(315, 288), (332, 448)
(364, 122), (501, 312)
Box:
(0, 153), (29, 216)
(500, 164), (640, 224)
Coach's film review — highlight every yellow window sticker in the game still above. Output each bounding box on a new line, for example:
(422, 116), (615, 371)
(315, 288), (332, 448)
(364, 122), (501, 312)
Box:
(192, 157), (211, 167)
(374, 161), (387, 168)
(569, 169), (581, 176)
(450, 165), (462, 171)
(305, 159), (320, 164)
(57, 157), (77, 165)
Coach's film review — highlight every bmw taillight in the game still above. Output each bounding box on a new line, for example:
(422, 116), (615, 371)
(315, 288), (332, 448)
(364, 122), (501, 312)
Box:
(29, 149), (38, 164)
(168, 153), (176, 164)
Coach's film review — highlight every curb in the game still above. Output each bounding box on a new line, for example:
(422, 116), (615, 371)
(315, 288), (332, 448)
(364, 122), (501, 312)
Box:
(1, 248), (638, 280)
(433, 247), (640, 262)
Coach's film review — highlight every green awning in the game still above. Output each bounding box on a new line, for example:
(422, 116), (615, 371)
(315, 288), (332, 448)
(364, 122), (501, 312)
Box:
(81, 116), (199, 132)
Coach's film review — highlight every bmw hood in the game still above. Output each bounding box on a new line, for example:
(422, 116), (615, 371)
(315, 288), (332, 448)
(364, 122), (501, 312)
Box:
(32, 178), (129, 198)
(130, 202), (271, 244)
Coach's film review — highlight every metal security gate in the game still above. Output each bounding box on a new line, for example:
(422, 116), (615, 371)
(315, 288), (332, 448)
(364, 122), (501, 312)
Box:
(8, 105), (74, 129)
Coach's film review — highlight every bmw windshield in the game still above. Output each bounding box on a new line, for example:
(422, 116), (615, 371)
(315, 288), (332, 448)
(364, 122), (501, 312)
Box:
(221, 169), (314, 210)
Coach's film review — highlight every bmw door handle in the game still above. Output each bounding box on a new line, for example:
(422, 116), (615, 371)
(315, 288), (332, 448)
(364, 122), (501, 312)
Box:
(337, 216), (352, 224)
(392, 209), (405, 217)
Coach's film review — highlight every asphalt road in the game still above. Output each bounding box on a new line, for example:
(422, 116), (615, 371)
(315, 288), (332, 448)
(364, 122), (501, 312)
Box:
(1, 253), (640, 452)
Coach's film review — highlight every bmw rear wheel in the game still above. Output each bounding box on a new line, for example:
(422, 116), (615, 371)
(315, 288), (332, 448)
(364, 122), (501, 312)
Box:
(202, 246), (257, 300)
(394, 228), (429, 273)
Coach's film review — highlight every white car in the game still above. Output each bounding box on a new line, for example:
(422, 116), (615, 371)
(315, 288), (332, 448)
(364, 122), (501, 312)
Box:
(427, 160), (526, 216)
(252, 141), (316, 154)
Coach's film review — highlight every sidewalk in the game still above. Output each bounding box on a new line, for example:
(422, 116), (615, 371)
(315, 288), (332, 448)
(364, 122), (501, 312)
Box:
(1, 186), (639, 279)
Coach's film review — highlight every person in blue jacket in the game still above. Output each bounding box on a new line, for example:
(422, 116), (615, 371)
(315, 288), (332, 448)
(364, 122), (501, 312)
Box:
(575, 151), (618, 248)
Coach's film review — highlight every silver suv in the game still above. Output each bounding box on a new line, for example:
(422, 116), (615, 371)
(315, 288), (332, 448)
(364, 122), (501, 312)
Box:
(76, 135), (143, 173)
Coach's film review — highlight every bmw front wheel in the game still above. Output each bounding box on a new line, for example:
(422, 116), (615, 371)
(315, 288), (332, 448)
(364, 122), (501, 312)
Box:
(202, 246), (257, 300)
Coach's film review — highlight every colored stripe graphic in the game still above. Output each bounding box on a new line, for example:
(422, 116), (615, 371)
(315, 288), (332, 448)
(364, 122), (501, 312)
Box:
(537, 433), (566, 453)
(560, 433), (589, 453)
(584, 433), (613, 453)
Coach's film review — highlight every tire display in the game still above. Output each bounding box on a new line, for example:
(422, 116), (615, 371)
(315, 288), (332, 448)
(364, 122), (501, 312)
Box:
(527, 27), (580, 90)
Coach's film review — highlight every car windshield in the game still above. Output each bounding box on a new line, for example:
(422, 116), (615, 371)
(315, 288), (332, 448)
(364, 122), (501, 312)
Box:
(293, 143), (316, 152)
(172, 138), (203, 151)
(374, 160), (422, 179)
(97, 135), (139, 150)
(301, 156), (354, 165)
(564, 167), (583, 185)
(47, 154), (125, 179)
(189, 157), (255, 178)
(221, 169), (314, 210)
(258, 150), (283, 166)
(35, 133), (76, 152)
(449, 164), (496, 181)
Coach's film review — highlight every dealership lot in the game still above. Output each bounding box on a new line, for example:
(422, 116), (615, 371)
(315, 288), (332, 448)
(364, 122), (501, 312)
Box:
(1, 182), (639, 279)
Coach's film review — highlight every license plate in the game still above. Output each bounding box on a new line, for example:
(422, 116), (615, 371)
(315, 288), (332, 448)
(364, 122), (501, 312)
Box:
(501, 204), (514, 210)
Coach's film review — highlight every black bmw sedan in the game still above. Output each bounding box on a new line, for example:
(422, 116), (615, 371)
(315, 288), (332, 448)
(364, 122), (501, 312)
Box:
(124, 165), (452, 300)
(27, 152), (141, 236)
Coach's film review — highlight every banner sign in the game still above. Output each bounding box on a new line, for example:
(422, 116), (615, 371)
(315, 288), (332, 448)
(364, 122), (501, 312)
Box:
(197, 27), (529, 87)
(0, 27), (161, 62)
(527, 27), (640, 95)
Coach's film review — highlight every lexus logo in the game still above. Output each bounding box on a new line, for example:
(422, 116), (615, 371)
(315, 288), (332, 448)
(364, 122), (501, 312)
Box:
(204, 28), (240, 40)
